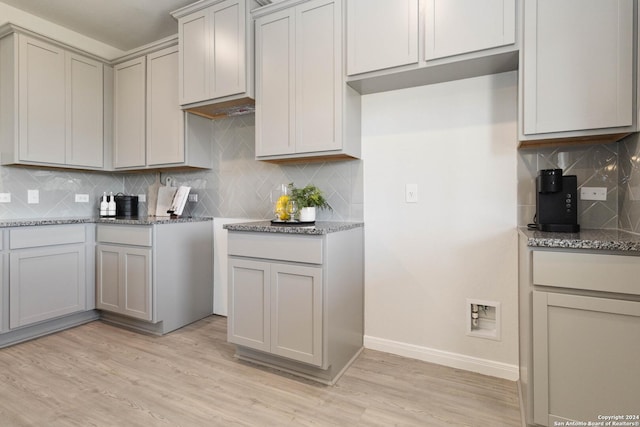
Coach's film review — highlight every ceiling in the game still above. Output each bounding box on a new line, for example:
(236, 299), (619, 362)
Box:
(0, 0), (197, 51)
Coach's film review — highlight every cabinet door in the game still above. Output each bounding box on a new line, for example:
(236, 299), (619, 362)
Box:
(96, 244), (152, 321)
(18, 35), (65, 164)
(533, 291), (640, 426)
(147, 46), (184, 166)
(425, 0), (515, 60)
(210, 0), (246, 99)
(522, 0), (633, 135)
(295, 0), (341, 154)
(178, 8), (209, 105)
(66, 53), (104, 168)
(9, 244), (86, 328)
(113, 56), (146, 168)
(271, 263), (322, 366)
(228, 258), (271, 352)
(346, 0), (418, 75)
(255, 9), (295, 156)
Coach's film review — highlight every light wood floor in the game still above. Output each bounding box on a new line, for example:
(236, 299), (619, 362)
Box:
(0, 316), (522, 426)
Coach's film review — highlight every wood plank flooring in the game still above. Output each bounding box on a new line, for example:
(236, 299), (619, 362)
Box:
(0, 316), (522, 426)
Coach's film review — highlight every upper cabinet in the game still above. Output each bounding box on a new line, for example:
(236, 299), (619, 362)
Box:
(0, 30), (104, 169)
(346, 0), (419, 75)
(112, 45), (212, 170)
(172, 0), (258, 119)
(345, 0), (518, 94)
(424, 0), (515, 60)
(519, 0), (635, 146)
(253, 0), (361, 161)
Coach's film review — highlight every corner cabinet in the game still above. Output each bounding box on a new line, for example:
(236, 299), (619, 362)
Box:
(519, 0), (635, 146)
(96, 221), (213, 334)
(345, 0), (517, 94)
(253, 0), (361, 162)
(112, 45), (213, 170)
(0, 29), (104, 169)
(227, 225), (364, 385)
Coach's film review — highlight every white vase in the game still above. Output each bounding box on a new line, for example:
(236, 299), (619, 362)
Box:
(299, 206), (316, 222)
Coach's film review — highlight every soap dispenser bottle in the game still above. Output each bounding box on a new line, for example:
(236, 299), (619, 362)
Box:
(107, 192), (116, 217)
(100, 192), (108, 217)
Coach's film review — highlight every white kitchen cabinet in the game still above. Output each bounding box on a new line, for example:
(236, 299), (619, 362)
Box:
(346, 0), (418, 76)
(226, 225), (364, 384)
(95, 221), (213, 334)
(425, 0), (515, 60)
(113, 56), (146, 169)
(254, 0), (360, 161)
(533, 291), (640, 426)
(112, 45), (212, 170)
(172, 0), (257, 118)
(519, 0), (634, 145)
(228, 258), (323, 366)
(0, 30), (104, 169)
(345, 0), (517, 94)
(8, 225), (88, 329)
(97, 243), (152, 321)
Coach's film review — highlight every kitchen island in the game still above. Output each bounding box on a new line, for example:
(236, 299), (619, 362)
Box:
(518, 227), (640, 427)
(224, 220), (364, 385)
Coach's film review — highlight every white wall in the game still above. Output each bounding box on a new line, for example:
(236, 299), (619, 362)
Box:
(362, 71), (519, 380)
(0, 2), (124, 59)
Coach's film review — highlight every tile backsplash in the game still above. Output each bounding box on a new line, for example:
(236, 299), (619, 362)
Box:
(619, 133), (640, 233)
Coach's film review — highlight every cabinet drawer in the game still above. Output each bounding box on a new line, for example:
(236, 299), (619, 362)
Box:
(10, 225), (86, 249)
(533, 251), (640, 296)
(96, 225), (152, 246)
(228, 232), (323, 264)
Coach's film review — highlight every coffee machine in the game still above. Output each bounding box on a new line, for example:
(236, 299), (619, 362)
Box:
(535, 169), (580, 232)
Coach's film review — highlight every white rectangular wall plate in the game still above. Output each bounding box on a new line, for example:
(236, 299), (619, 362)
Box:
(28, 189), (39, 204)
(580, 187), (607, 201)
(405, 184), (418, 203)
(75, 194), (89, 203)
(0, 193), (11, 203)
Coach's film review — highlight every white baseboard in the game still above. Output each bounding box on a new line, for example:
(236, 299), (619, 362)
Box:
(364, 335), (519, 381)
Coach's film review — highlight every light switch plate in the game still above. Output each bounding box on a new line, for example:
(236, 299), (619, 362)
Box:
(580, 187), (607, 201)
(75, 194), (89, 203)
(0, 193), (11, 203)
(405, 184), (418, 203)
(28, 189), (39, 204)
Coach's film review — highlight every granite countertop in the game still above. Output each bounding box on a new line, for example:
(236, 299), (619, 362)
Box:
(0, 216), (212, 228)
(224, 220), (364, 235)
(519, 227), (640, 252)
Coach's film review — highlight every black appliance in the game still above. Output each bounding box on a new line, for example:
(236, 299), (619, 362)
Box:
(115, 195), (139, 218)
(535, 169), (580, 232)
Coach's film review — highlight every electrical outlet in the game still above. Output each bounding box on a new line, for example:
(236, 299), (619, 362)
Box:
(405, 184), (418, 203)
(188, 194), (198, 203)
(28, 189), (39, 204)
(75, 194), (89, 203)
(580, 187), (607, 201)
(138, 194), (146, 203)
(0, 193), (11, 203)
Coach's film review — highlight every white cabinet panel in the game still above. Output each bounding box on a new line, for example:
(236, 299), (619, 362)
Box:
(179, 9), (209, 105)
(347, 0), (418, 76)
(66, 53), (103, 168)
(425, 0), (515, 60)
(113, 56), (146, 168)
(521, 0), (633, 139)
(9, 244), (86, 328)
(18, 36), (66, 164)
(210, 0), (246, 99)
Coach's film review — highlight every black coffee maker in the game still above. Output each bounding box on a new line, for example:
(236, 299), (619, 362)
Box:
(535, 169), (580, 232)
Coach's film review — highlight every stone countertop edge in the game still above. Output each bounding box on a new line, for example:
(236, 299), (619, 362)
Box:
(224, 220), (364, 235)
(0, 216), (213, 228)
(519, 227), (640, 252)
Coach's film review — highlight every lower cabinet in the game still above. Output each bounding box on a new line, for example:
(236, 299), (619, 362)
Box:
(95, 221), (213, 334)
(533, 291), (640, 425)
(227, 226), (364, 384)
(8, 225), (90, 329)
(228, 258), (323, 366)
(96, 244), (152, 321)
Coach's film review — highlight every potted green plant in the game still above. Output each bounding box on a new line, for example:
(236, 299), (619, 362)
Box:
(288, 183), (331, 222)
